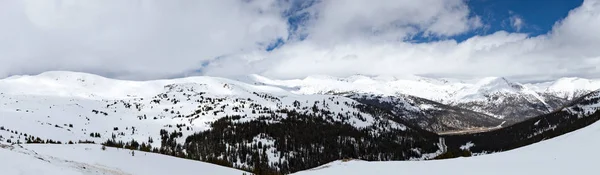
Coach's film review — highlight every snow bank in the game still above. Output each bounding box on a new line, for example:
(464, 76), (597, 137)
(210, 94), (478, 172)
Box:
(0, 144), (246, 175)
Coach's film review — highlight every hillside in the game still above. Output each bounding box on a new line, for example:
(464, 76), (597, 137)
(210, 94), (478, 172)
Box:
(349, 93), (505, 133)
(442, 90), (600, 155)
(0, 71), (443, 174)
(294, 90), (600, 175)
(0, 71), (407, 146)
(294, 112), (600, 175)
(0, 144), (246, 175)
(295, 90), (600, 174)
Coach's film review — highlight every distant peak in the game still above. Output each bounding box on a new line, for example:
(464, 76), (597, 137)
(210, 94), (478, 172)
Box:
(36, 71), (100, 78)
(2, 71), (109, 81)
(554, 77), (589, 83)
(477, 77), (512, 86)
(466, 76), (530, 94)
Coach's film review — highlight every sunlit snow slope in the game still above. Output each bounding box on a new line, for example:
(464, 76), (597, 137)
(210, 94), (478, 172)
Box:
(0, 144), (245, 175)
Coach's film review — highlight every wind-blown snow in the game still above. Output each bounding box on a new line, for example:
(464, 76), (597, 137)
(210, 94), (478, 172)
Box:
(294, 117), (600, 175)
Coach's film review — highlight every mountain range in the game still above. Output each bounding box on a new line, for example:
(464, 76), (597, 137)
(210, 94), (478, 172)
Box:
(0, 71), (599, 174)
(247, 74), (600, 129)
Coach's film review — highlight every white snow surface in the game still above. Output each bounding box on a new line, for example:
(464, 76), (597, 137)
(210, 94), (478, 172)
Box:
(0, 144), (245, 175)
(294, 117), (600, 175)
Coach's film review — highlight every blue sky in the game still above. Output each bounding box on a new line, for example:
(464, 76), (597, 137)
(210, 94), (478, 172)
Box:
(462, 0), (583, 39)
(268, 0), (585, 49)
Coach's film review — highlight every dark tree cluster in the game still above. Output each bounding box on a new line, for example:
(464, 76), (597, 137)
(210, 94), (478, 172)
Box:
(183, 107), (440, 174)
(102, 138), (153, 152)
(158, 129), (185, 157)
(91, 109), (108, 116)
(89, 132), (101, 138)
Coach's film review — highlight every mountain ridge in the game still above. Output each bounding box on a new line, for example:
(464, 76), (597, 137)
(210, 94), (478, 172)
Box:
(1, 71), (600, 174)
(248, 73), (600, 121)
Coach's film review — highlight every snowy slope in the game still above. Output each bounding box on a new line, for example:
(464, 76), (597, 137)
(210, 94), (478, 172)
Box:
(252, 74), (600, 120)
(564, 90), (600, 115)
(294, 109), (600, 175)
(448, 77), (565, 121)
(0, 71), (401, 144)
(0, 71), (414, 171)
(450, 77), (543, 104)
(527, 77), (600, 100)
(0, 144), (245, 175)
(1, 71), (596, 147)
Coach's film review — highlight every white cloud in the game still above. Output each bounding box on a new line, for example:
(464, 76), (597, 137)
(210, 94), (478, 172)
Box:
(0, 0), (289, 79)
(302, 0), (482, 43)
(203, 0), (600, 82)
(509, 11), (525, 31)
(0, 0), (599, 82)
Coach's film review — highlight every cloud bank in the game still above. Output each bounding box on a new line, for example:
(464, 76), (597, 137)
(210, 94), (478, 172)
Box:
(0, 0), (599, 81)
(0, 0), (288, 79)
(204, 0), (600, 82)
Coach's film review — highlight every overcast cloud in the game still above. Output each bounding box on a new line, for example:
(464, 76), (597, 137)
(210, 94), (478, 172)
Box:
(0, 0), (599, 81)
(0, 0), (289, 79)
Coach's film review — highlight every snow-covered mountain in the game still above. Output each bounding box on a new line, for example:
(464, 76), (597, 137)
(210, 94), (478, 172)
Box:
(0, 71), (596, 143)
(296, 90), (600, 175)
(0, 71), (443, 174)
(294, 107), (600, 175)
(1, 71), (599, 174)
(249, 74), (600, 121)
(526, 77), (600, 100)
(245, 74), (468, 102)
(448, 77), (567, 122)
(349, 93), (505, 133)
(0, 71), (403, 145)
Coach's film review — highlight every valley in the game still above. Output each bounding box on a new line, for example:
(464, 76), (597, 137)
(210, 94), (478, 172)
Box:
(294, 112), (600, 175)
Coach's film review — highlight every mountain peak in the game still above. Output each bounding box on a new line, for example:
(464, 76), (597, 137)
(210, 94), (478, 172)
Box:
(466, 77), (523, 94)
(477, 77), (511, 85)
